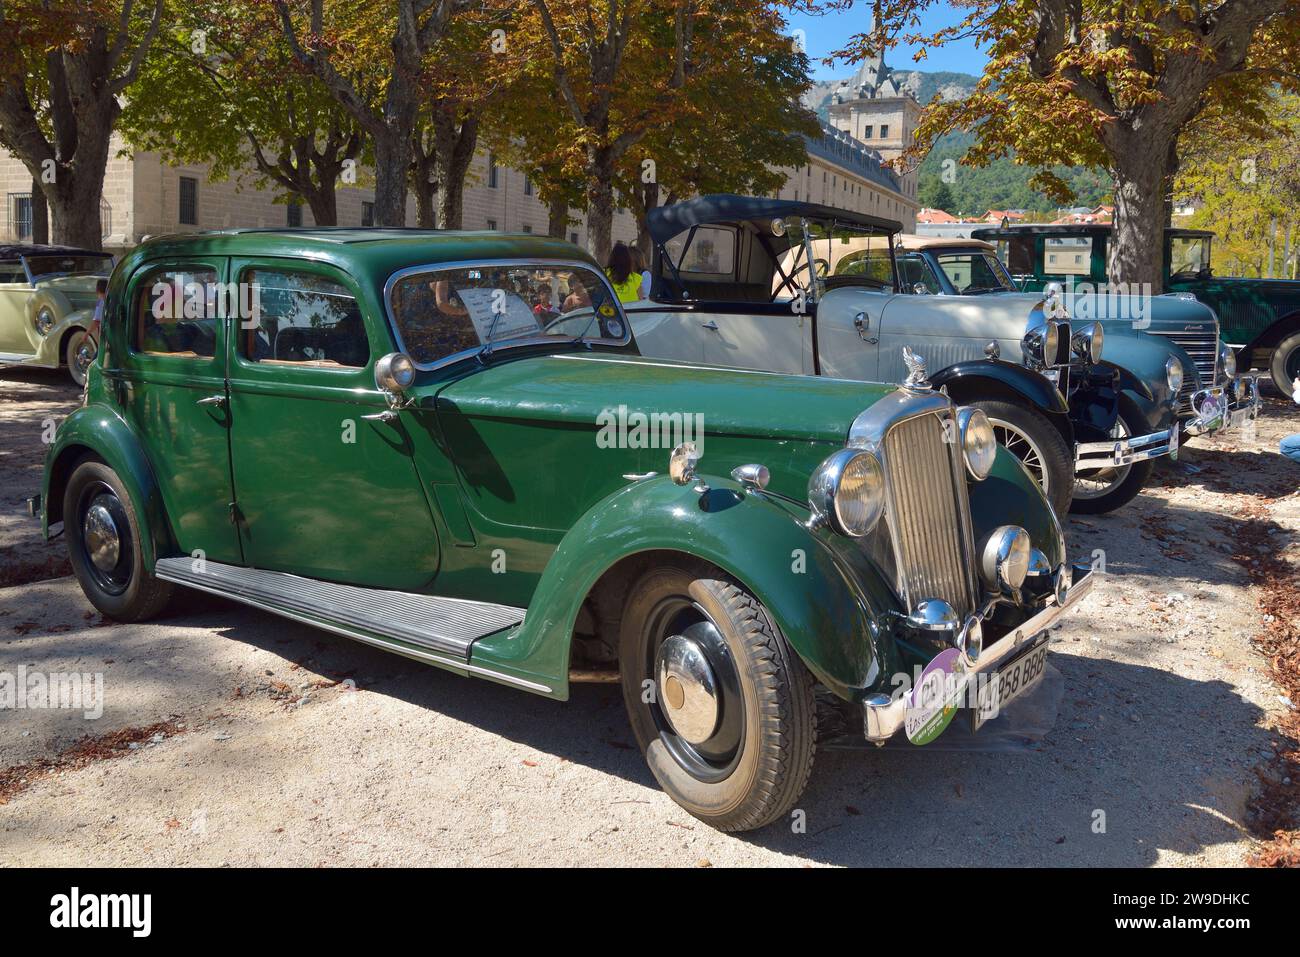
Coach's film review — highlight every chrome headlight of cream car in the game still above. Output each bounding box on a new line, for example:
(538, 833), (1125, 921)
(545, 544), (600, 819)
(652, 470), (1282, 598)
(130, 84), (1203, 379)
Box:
(809, 448), (885, 537)
(34, 307), (56, 337)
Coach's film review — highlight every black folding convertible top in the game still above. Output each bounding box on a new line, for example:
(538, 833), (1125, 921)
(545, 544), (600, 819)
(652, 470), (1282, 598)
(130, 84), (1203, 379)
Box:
(0, 243), (108, 259)
(645, 194), (902, 245)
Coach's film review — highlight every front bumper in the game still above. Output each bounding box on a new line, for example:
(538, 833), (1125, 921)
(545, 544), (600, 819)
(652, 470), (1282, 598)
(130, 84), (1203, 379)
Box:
(1183, 376), (1261, 436)
(862, 562), (1095, 742)
(1075, 423), (1178, 471)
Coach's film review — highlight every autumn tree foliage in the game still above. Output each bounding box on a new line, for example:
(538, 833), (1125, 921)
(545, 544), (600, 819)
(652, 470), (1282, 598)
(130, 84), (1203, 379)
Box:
(830, 0), (1300, 290)
(0, 0), (164, 248)
(120, 0), (366, 227)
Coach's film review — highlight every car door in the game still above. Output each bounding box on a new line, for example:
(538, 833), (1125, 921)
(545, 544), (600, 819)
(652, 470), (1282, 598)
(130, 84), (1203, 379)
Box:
(701, 308), (812, 374)
(119, 258), (243, 563)
(0, 261), (36, 356)
(224, 258), (440, 590)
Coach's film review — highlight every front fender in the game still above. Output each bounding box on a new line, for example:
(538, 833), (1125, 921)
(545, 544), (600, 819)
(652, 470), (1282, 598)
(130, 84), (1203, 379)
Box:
(469, 474), (900, 702)
(931, 357), (1069, 415)
(42, 403), (175, 567)
(1094, 347), (1177, 431)
(968, 446), (1065, 568)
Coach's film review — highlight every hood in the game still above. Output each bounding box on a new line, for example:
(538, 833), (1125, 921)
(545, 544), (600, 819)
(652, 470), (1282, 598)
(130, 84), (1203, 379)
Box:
(429, 351), (894, 445)
(36, 274), (103, 311)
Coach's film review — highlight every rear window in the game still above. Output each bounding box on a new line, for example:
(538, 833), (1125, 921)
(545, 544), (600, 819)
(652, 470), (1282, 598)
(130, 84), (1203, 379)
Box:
(133, 266), (219, 358)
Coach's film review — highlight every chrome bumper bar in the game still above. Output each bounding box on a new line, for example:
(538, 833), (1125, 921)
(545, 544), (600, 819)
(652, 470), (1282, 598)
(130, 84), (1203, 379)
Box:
(1075, 422), (1178, 470)
(1184, 376), (1262, 436)
(862, 562), (1095, 743)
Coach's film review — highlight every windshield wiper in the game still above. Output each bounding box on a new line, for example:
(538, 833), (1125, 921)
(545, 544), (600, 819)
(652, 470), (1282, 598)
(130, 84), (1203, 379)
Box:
(477, 307), (506, 363)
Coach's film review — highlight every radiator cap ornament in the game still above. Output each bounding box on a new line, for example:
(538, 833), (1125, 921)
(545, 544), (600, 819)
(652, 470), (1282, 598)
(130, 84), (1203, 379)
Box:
(902, 346), (931, 391)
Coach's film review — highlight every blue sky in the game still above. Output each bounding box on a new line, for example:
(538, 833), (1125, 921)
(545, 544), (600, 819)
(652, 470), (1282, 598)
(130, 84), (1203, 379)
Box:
(785, 3), (988, 81)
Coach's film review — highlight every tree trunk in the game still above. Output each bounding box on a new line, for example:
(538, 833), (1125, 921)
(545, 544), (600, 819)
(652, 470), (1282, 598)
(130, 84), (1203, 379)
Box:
(371, 130), (411, 227)
(433, 116), (477, 231)
(548, 195), (568, 239)
(304, 187), (338, 227)
(634, 181), (658, 258)
(1108, 151), (1169, 293)
(413, 182), (437, 228)
(586, 147), (616, 264)
(31, 178), (48, 244)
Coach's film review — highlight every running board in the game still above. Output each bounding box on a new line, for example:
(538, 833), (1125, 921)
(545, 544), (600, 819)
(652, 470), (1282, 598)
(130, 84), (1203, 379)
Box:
(153, 557), (525, 659)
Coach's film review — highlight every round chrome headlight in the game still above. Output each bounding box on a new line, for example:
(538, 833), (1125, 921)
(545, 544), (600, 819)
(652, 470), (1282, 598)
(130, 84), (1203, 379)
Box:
(34, 308), (55, 337)
(808, 448), (884, 538)
(957, 407), (997, 480)
(1071, 321), (1104, 364)
(980, 526), (1032, 593)
(1220, 342), (1237, 379)
(1165, 356), (1184, 395)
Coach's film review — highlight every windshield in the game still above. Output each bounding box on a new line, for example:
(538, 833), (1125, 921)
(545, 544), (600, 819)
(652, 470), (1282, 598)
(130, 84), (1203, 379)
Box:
(24, 254), (113, 279)
(387, 262), (628, 367)
(1170, 236), (1211, 277)
(933, 252), (1016, 294)
(774, 221), (896, 298)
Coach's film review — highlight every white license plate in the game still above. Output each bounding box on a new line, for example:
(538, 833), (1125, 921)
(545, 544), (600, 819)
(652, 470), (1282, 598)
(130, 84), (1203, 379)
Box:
(974, 641), (1048, 730)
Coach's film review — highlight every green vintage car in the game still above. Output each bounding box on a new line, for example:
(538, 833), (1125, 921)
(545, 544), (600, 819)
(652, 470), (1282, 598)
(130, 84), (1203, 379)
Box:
(0, 244), (112, 386)
(34, 228), (1093, 831)
(971, 224), (1300, 396)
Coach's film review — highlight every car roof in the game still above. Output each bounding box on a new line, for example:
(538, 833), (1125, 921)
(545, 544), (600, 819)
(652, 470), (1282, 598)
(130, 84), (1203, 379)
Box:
(118, 228), (599, 283)
(646, 194), (902, 245)
(897, 234), (996, 252)
(0, 243), (110, 259)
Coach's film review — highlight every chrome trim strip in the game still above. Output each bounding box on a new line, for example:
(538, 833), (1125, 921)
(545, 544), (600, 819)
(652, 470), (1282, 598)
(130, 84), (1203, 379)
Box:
(863, 565), (1095, 742)
(381, 257), (632, 373)
(154, 561), (551, 694)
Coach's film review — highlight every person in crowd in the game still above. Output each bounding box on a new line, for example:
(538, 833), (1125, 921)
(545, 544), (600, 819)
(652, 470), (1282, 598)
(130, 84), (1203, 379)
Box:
(628, 246), (652, 300)
(605, 243), (642, 304)
(1281, 376), (1300, 464)
(562, 277), (591, 312)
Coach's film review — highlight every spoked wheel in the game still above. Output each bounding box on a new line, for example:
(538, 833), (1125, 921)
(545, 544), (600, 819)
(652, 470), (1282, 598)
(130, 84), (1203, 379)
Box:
(64, 458), (173, 621)
(65, 329), (94, 387)
(619, 564), (816, 832)
(1269, 332), (1300, 398)
(970, 399), (1074, 517)
(1070, 395), (1155, 514)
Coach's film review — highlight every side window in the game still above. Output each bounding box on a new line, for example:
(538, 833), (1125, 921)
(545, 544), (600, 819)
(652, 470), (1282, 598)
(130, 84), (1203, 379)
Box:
(240, 269), (368, 368)
(0, 260), (25, 284)
(665, 226), (737, 276)
(900, 256), (940, 294)
(133, 266), (219, 358)
(1000, 236), (1036, 276)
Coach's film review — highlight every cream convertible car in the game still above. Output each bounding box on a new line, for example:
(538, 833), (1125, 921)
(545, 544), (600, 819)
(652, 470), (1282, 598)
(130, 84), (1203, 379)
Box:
(0, 244), (112, 386)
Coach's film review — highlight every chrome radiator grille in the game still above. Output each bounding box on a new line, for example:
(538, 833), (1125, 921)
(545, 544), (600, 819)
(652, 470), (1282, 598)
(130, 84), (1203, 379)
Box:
(880, 412), (977, 616)
(1148, 323), (1219, 411)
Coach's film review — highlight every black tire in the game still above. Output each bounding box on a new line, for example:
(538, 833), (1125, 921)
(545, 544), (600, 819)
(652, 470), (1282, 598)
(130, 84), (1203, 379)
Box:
(63, 328), (92, 388)
(1268, 331), (1300, 398)
(63, 458), (174, 621)
(619, 563), (816, 832)
(971, 399), (1074, 517)
(1069, 395), (1155, 514)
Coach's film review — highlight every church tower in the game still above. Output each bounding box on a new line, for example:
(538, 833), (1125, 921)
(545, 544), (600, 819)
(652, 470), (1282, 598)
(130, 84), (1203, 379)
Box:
(826, 52), (921, 207)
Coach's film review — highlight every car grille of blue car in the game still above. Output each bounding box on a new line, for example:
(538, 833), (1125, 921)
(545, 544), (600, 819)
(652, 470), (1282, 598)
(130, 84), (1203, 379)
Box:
(1147, 322), (1219, 412)
(881, 411), (978, 616)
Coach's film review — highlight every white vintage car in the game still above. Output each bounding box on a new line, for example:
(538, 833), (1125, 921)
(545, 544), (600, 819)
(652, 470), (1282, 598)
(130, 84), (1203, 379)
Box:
(625, 196), (1184, 515)
(0, 244), (112, 386)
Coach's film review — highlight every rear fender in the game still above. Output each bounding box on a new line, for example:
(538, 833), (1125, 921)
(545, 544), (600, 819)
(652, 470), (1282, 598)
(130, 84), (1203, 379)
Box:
(43, 404), (175, 568)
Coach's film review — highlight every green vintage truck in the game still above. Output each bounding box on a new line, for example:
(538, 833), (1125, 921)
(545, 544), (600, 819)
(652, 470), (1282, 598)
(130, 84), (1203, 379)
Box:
(33, 228), (1093, 831)
(972, 223), (1300, 396)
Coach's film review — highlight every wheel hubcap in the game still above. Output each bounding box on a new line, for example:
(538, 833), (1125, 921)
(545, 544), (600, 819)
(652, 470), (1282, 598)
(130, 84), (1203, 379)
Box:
(989, 418), (1049, 493)
(656, 633), (720, 745)
(83, 502), (121, 572)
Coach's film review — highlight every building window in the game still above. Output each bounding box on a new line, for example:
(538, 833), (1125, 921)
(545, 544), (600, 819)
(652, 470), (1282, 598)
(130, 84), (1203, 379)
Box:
(286, 202), (303, 227)
(179, 176), (198, 225)
(361, 201), (374, 227)
(522, 224), (533, 234)
(487, 219), (498, 231)
(570, 232), (579, 245)
(524, 177), (533, 197)
(863, 125), (873, 138)
(488, 154), (499, 189)
(9, 193), (33, 240)
(880, 124), (890, 138)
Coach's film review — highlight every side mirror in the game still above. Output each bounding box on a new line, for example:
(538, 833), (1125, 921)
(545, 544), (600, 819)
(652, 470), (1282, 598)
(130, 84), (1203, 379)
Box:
(375, 352), (416, 401)
(912, 282), (931, 296)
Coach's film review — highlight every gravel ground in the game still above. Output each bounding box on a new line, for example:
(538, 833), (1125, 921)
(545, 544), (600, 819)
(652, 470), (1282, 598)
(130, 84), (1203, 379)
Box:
(1, 374), (1297, 867)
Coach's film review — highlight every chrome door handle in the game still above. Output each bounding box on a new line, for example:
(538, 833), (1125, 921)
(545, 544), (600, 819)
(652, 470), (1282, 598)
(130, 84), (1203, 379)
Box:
(196, 395), (226, 407)
(700, 320), (719, 331)
(362, 410), (398, 423)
